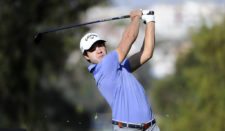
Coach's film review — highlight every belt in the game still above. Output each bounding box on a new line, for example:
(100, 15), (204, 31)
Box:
(112, 119), (156, 131)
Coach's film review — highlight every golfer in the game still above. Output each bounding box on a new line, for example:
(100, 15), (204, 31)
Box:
(80, 9), (159, 131)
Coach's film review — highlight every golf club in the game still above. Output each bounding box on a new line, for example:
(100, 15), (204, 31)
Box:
(34, 11), (154, 43)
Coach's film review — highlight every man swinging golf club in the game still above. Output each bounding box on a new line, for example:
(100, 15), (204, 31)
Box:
(80, 9), (160, 131)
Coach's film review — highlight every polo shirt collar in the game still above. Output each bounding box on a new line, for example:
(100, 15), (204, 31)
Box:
(88, 64), (97, 73)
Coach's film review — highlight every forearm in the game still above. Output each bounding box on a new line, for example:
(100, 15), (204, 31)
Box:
(116, 11), (141, 63)
(118, 17), (140, 54)
(123, 16), (140, 43)
(128, 22), (155, 72)
(140, 21), (155, 63)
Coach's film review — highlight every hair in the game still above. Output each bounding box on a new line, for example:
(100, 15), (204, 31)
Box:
(83, 51), (91, 63)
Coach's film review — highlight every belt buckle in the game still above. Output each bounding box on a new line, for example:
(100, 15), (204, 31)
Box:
(118, 122), (123, 128)
(141, 123), (150, 131)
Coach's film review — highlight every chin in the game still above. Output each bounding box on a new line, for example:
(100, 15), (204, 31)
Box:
(98, 57), (104, 62)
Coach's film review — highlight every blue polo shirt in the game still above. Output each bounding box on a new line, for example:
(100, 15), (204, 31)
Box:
(88, 51), (154, 123)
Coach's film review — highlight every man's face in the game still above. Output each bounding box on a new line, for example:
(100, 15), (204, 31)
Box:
(84, 41), (107, 64)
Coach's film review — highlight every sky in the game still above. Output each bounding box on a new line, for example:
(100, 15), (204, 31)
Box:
(110, 0), (224, 8)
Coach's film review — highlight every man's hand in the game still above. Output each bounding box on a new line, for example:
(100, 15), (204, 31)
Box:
(141, 9), (151, 15)
(141, 15), (155, 23)
(130, 10), (142, 21)
(141, 9), (155, 24)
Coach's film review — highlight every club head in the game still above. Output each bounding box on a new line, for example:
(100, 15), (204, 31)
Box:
(34, 33), (43, 44)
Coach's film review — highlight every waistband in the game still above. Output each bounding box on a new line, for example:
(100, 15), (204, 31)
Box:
(112, 119), (156, 131)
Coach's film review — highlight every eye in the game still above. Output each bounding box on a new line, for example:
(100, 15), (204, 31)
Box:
(87, 42), (105, 52)
(87, 45), (97, 52)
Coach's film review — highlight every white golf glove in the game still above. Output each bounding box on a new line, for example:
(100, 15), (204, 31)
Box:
(141, 9), (151, 15)
(140, 9), (155, 23)
(142, 15), (155, 23)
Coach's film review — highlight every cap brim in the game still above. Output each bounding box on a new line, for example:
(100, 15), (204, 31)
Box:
(84, 40), (106, 52)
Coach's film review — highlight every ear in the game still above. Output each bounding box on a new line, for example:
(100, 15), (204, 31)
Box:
(84, 54), (90, 61)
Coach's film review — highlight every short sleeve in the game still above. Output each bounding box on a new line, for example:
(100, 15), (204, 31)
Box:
(121, 58), (131, 72)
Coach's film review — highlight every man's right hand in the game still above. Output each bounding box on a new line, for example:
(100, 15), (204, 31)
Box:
(130, 10), (142, 21)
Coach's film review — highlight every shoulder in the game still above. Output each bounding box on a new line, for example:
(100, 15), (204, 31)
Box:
(102, 50), (118, 63)
(98, 50), (120, 72)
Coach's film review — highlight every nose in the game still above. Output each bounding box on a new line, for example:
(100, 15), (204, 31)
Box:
(95, 46), (102, 53)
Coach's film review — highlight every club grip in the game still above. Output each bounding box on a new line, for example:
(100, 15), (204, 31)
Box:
(121, 11), (154, 19)
(141, 10), (154, 15)
(148, 11), (154, 15)
(125, 11), (154, 18)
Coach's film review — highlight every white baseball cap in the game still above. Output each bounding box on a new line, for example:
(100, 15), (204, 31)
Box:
(80, 33), (106, 54)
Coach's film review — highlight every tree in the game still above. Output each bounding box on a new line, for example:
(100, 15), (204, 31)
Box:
(153, 18), (225, 131)
(0, 0), (107, 130)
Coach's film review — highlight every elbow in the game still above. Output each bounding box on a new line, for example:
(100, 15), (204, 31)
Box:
(140, 51), (154, 64)
(143, 52), (153, 61)
(147, 53), (153, 60)
(149, 53), (154, 59)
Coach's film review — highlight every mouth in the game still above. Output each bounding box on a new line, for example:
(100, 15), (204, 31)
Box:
(99, 54), (104, 58)
(98, 53), (105, 58)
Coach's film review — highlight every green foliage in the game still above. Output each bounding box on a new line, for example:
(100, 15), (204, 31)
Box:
(0, 0), (107, 131)
(153, 19), (225, 131)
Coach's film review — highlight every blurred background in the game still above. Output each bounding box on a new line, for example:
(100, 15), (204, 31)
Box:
(0, 0), (224, 131)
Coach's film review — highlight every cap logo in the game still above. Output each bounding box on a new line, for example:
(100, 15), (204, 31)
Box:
(85, 34), (98, 41)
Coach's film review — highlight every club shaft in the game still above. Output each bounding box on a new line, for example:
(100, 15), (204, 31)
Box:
(34, 11), (154, 43)
(39, 15), (130, 34)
